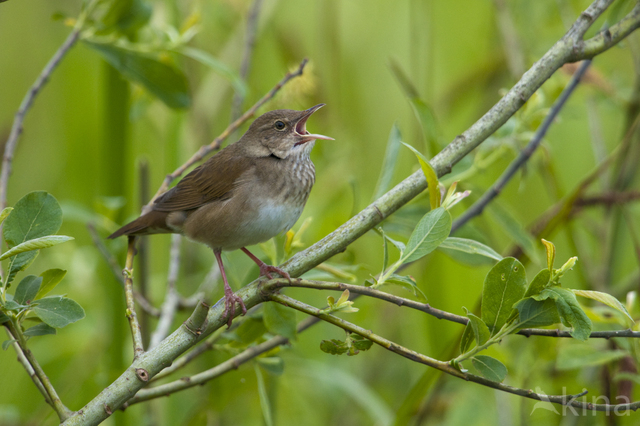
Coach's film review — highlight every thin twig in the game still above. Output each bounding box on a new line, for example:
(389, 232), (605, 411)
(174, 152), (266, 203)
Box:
(230, 0), (264, 124)
(124, 237), (145, 358)
(86, 223), (161, 317)
(269, 294), (640, 413)
(0, 29), (81, 210)
(125, 315), (319, 406)
(4, 327), (52, 406)
(452, 60), (592, 233)
(145, 58), (309, 211)
(575, 191), (640, 207)
(262, 278), (640, 338)
(149, 235), (182, 349)
(5, 321), (73, 421)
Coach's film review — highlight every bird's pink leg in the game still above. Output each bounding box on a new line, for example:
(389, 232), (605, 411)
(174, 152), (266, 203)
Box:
(241, 247), (291, 282)
(214, 249), (247, 327)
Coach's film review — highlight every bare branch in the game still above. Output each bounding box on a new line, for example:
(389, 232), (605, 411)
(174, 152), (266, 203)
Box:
(452, 60), (592, 233)
(124, 238), (145, 358)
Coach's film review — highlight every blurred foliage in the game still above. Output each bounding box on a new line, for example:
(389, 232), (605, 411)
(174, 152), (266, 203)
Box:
(1, 0), (640, 425)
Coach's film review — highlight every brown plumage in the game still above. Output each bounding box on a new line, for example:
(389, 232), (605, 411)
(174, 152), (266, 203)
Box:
(109, 104), (332, 325)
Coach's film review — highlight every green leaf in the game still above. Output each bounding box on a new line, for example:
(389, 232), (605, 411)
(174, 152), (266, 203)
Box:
(523, 269), (551, 298)
(32, 296), (85, 328)
(320, 339), (348, 355)
(481, 258), (527, 335)
(2, 339), (17, 351)
(487, 202), (541, 266)
(466, 311), (490, 346)
(572, 290), (634, 326)
(460, 323), (474, 354)
(385, 274), (427, 301)
(35, 269), (67, 299)
(402, 143), (441, 210)
(100, 0), (152, 34)
(372, 125), (402, 201)
(263, 302), (297, 342)
(556, 344), (627, 370)
(13, 275), (42, 305)
(472, 355), (508, 382)
(3, 192), (62, 285)
(0, 235), (74, 261)
(534, 287), (592, 341)
(178, 46), (247, 98)
(513, 297), (560, 328)
(256, 357), (284, 376)
(0, 207), (13, 225)
(23, 323), (56, 337)
(85, 41), (191, 109)
(349, 334), (374, 354)
(438, 237), (503, 262)
(0, 311), (8, 324)
(401, 207), (452, 264)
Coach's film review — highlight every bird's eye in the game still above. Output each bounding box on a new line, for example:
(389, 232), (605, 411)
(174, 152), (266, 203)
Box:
(274, 121), (286, 130)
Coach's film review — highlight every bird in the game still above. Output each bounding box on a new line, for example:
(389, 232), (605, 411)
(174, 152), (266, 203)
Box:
(108, 104), (332, 326)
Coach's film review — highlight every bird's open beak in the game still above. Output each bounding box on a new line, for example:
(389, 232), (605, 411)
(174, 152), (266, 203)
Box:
(294, 104), (334, 145)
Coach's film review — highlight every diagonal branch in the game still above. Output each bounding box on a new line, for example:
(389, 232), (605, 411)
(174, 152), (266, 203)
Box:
(451, 60), (592, 233)
(269, 294), (640, 413)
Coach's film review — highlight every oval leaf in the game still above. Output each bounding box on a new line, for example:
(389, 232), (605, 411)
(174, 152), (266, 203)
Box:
(36, 269), (67, 299)
(481, 258), (527, 335)
(439, 237), (503, 262)
(472, 355), (508, 382)
(23, 323), (56, 337)
(85, 41), (191, 109)
(523, 269), (550, 298)
(401, 207), (452, 264)
(0, 235), (74, 261)
(467, 311), (490, 346)
(3, 192), (62, 285)
(513, 297), (560, 329)
(573, 290), (634, 326)
(534, 287), (592, 341)
(32, 296), (85, 328)
(14, 275), (42, 305)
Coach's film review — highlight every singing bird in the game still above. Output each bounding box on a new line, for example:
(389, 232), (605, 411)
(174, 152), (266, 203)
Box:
(108, 104), (332, 325)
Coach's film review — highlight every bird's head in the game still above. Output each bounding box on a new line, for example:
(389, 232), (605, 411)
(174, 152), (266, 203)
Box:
(241, 104), (333, 159)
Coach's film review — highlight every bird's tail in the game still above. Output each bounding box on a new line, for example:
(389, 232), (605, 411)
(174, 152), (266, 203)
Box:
(108, 210), (171, 239)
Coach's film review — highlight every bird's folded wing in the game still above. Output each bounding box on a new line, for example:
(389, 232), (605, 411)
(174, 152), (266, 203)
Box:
(153, 155), (247, 212)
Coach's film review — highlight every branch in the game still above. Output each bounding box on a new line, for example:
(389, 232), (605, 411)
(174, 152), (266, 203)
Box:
(269, 294), (640, 413)
(86, 223), (161, 318)
(0, 29), (81, 210)
(575, 191), (640, 207)
(145, 58), (309, 210)
(571, 3), (640, 61)
(124, 238), (144, 358)
(452, 60), (592, 233)
(149, 235), (182, 349)
(262, 278), (640, 338)
(6, 321), (73, 421)
(124, 315), (318, 406)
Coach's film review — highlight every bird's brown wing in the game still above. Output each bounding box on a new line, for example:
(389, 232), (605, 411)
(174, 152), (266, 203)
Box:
(153, 154), (247, 212)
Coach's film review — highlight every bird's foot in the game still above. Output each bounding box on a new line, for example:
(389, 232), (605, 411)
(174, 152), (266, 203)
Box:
(223, 285), (247, 328)
(259, 264), (291, 282)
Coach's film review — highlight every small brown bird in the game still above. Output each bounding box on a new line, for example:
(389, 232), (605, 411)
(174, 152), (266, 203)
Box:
(109, 104), (332, 325)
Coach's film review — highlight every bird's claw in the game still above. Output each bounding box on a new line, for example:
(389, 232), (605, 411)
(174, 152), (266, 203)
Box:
(223, 287), (247, 328)
(259, 264), (291, 282)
